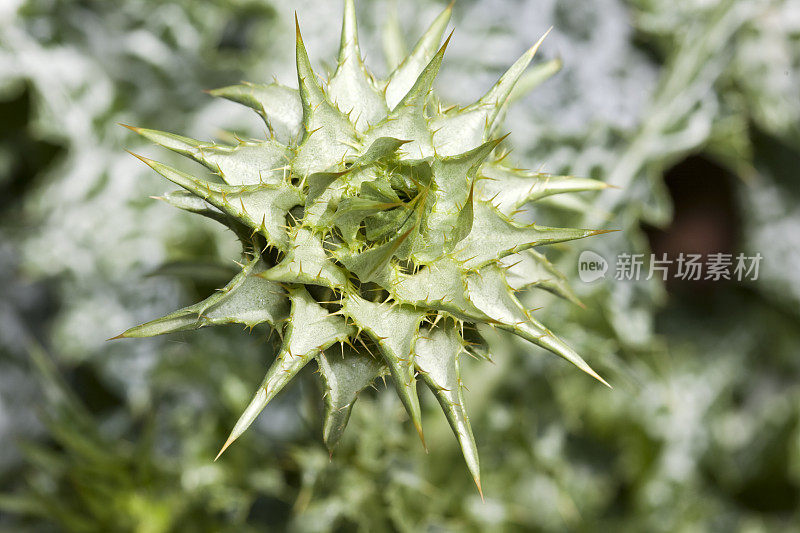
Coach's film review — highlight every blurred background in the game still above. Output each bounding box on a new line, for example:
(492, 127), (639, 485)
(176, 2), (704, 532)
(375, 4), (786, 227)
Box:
(1, 0), (798, 530)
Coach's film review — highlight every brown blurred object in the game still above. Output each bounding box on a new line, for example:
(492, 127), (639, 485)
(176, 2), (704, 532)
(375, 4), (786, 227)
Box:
(644, 155), (741, 288)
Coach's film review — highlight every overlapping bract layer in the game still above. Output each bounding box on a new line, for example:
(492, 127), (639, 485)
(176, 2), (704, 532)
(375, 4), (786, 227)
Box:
(118, 0), (610, 490)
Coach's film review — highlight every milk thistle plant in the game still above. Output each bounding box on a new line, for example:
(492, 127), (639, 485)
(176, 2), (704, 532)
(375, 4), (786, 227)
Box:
(116, 0), (611, 492)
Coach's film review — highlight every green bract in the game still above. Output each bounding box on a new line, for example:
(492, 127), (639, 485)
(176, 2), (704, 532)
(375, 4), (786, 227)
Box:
(117, 0), (611, 492)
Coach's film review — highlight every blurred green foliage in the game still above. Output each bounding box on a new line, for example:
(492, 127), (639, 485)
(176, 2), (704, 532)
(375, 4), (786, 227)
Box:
(1, 0), (799, 531)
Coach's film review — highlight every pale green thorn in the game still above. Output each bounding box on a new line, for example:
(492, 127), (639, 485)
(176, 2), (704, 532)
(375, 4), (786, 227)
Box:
(215, 384), (269, 461)
(477, 27), (552, 130)
(295, 13), (327, 111)
(538, 333), (612, 389)
(408, 0), (454, 65)
(395, 26), (452, 112)
(337, 0), (360, 66)
(128, 152), (208, 199)
(507, 57), (563, 105)
(384, 1), (453, 108)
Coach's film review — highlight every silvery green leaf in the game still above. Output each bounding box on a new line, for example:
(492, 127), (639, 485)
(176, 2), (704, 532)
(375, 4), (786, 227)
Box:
(293, 18), (359, 176)
(117, 255), (287, 338)
(341, 294), (426, 446)
(259, 227), (349, 290)
(364, 34), (451, 159)
(208, 82), (302, 144)
(466, 264), (608, 386)
(415, 321), (481, 493)
(431, 31), (549, 156)
(500, 249), (583, 306)
(132, 155), (303, 250)
(452, 200), (605, 269)
(217, 286), (353, 457)
(317, 345), (386, 450)
(126, 125), (290, 186)
(477, 164), (608, 215)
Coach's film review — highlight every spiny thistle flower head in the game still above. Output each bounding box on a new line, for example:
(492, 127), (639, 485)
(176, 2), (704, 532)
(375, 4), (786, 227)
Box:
(116, 0), (611, 492)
